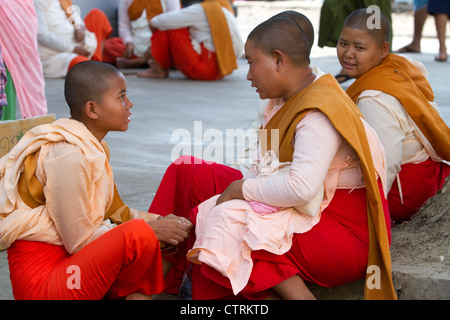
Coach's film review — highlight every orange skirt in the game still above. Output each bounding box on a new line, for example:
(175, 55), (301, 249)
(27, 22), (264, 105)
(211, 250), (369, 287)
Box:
(7, 220), (164, 300)
(150, 28), (223, 80)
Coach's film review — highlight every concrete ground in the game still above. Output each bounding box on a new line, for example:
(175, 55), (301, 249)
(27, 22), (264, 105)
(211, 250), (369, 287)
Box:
(1, 1), (449, 300)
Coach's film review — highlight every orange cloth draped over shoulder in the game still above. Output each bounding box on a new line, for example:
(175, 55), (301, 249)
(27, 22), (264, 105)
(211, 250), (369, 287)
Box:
(128, 0), (163, 21)
(346, 53), (450, 161)
(59, 0), (72, 17)
(263, 74), (397, 300)
(18, 141), (132, 224)
(201, 0), (237, 76)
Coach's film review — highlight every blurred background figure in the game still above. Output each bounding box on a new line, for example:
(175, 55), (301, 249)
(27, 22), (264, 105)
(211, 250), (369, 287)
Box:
(0, 0), (47, 118)
(318, 0), (392, 83)
(395, 0), (428, 53)
(103, 0), (181, 69)
(34, 0), (113, 78)
(427, 0), (449, 62)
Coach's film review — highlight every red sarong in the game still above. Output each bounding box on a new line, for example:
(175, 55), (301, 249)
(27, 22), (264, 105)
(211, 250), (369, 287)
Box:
(150, 28), (223, 80)
(388, 158), (450, 223)
(192, 181), (390, 300)
(102, 37), (129, 64)
(7, 220), (164, 300)
(149, 155), (242, 293)
(149, 156), (391, 299)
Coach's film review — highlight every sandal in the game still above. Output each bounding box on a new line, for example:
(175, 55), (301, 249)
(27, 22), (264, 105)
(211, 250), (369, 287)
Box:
(395, 46), (420, 53)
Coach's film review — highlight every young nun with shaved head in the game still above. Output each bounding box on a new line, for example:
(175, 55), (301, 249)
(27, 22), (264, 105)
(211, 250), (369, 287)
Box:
(147, 12), (397, 300)
(338, 9), (450, 224)
(0, 61), (192, 300)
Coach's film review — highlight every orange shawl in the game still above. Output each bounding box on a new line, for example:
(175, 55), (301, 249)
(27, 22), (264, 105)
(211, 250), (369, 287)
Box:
(264, 74), (397, 300)
(128, 0), (163, 21)
(59, 0), (72, 18)
(201, 0), (237, 76)
(346, 53), (450, 161)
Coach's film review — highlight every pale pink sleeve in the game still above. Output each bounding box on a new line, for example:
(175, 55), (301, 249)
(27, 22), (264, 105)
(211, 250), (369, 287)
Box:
(242, 111), (343, 208)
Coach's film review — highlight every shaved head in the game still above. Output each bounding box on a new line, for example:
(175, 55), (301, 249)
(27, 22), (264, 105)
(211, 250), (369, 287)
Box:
(247, 12), (314, 67)
(64, 61), (122, 117)
(273, 10), (314, 50)
(343, 8), (391, 45)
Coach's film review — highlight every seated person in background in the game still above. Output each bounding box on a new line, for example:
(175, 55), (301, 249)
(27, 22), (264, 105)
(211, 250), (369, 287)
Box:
(103, 0), (181, 69)
(34, 0), (113, 78)
(0, 61), (192, 300)
(337, 8), (450, 224)
(148, 12), (396, 300)
(137, 0), (244, 80)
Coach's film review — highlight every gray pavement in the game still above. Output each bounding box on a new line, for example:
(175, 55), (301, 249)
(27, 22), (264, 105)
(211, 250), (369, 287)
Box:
(1, 1), (449, 300)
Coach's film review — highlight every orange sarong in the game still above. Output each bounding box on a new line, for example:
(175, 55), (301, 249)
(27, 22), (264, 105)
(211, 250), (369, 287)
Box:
(8, 220), (164, 300)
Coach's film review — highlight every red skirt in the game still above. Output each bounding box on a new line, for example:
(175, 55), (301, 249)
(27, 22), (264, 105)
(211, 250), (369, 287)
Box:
(7, 220), (164, 300)
(150, 28), (223, 80)
(149, 156), (391, 299)
(388, 158), (450, 223)
(149, 155), (243, 293)
(192, 181), (390, 300)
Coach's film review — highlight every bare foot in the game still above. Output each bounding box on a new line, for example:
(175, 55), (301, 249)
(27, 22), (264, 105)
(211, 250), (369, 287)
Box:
(125, 292), (156, 300)
(137, 60), (169, 78)
(116, 57), (149, 69)
(435, 51), (448, 62)
(395, 44), (421, 53)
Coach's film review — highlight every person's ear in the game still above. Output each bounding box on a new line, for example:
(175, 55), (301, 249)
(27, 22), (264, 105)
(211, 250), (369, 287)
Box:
(272, 50), (284, 70)
(380, 41), (390, 58)
(84, 101), (98, 120)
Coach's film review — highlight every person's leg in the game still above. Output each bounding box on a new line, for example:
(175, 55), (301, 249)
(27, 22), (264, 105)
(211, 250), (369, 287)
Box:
(116, 56), (149, 69)
(273, 275), (316, 300)
(149, 155), (243, 294)
(8, 220), (164, 300)
(138, 29), (222, 80)
(137, 30), (173, 78)
(412, 6), (428, 51)
(396, 6), (428, 53)
(434, 13), (448, 61)
(137, 58), (169, 78)
(102, 37), (126, 64)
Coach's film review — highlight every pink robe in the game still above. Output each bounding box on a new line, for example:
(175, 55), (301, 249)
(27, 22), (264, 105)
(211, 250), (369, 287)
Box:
(0, 0), (47, 118)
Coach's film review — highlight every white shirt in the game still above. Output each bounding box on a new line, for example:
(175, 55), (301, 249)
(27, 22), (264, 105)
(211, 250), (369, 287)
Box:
(118, 0), (180, 57)
(357, 90), (430, 191)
